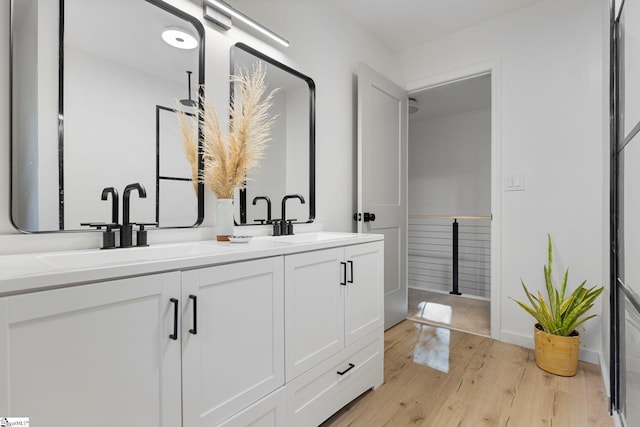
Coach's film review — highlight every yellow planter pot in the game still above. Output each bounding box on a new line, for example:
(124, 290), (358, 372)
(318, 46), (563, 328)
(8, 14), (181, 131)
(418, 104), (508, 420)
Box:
(533, 323), (580, 377)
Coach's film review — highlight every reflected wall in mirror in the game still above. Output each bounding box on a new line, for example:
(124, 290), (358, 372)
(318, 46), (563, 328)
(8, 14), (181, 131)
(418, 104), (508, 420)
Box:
(11, 0), (205, 232)
(231, 43), (315, 225)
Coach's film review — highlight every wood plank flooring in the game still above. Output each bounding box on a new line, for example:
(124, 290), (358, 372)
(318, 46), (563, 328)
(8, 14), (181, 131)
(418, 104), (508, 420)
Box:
(322, 321), (612, 427)
(407, 288), (491, 337)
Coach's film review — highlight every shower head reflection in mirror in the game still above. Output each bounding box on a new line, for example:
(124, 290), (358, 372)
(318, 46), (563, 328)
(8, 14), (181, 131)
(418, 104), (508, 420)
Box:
(10, 0), (205, 232)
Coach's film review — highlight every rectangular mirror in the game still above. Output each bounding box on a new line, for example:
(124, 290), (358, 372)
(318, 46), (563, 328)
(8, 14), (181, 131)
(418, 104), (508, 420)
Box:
(231, 43), (315, 225)
(11, 0), (205, 232)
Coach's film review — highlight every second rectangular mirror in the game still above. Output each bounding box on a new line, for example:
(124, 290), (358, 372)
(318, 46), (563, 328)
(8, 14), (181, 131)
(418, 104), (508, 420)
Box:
(231, 43), (315, 225)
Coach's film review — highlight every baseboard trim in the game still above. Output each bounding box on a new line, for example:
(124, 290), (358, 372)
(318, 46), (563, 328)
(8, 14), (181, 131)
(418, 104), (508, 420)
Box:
(612, 410), (624, 427)
(408, 285), (490, 301)
(598, 351), (611, 399)
(500, 330), (599, 364)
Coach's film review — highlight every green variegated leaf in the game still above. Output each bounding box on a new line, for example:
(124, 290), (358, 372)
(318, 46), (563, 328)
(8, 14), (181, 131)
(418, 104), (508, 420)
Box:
(560, 268), (569, 301)
(511, 234), (604, 336)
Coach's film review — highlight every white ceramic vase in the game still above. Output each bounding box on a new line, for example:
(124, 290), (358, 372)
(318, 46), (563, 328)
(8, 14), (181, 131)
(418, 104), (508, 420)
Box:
(216, 198), (234, 241)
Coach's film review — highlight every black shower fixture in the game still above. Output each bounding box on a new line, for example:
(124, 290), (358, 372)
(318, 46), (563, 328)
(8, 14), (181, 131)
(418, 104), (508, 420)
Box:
(180, 70), (197, 107)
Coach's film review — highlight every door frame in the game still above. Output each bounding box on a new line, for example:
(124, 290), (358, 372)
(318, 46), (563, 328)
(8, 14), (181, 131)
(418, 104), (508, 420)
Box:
(405, 60), (502, 338)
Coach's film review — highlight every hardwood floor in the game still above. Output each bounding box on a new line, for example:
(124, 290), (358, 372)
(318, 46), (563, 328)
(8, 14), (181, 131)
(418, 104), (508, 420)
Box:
(322, 321), (612, 427)
(407, 288), (491, 337)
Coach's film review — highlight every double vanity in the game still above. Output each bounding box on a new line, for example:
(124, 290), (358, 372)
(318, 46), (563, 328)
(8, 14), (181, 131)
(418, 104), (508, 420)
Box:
(0, 232), (384, 426)
(6, 0), (379, 424)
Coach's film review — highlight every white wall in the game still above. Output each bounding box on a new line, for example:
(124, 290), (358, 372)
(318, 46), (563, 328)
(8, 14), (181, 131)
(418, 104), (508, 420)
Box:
(12, 0), (59, 231)
(398, 0), (607, 359)
(64, 48), (190, 228)
(12, 0), (39, 230)
(242, 92), (286, 223)
(409, 108), (491, 216)
(284, 85), (309, 222)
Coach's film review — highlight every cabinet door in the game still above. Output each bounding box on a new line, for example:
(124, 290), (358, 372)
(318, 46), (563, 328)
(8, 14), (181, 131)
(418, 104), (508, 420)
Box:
(345, 241), (384, 345)
(285, 247), (345, 381)
(182, 257), (285, 427)
(0, 273), (182, 427)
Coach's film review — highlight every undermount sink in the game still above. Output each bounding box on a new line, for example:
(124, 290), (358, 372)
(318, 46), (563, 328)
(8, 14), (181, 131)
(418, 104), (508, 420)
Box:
(36, 241), (227, 270)
(266, 232), (356, 244)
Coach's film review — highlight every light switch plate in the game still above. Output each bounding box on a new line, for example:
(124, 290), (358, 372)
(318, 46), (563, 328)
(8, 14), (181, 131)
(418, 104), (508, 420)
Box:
(504, 174), (525, 191)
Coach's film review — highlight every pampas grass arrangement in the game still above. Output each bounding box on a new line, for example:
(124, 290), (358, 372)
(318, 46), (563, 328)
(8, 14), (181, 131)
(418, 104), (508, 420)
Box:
(178, 62), (277, 199)
(178, 110), (200, 194)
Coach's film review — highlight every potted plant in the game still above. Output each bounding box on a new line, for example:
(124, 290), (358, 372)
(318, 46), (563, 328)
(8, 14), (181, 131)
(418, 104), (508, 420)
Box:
(512, 234), (604, 376)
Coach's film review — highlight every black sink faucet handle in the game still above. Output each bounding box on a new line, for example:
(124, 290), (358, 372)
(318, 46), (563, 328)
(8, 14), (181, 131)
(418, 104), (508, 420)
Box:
(80, 222), (120, 249)
(101, 187), (119, 225)
(272, 219), (282, 236)
(133, 222), (158, 247)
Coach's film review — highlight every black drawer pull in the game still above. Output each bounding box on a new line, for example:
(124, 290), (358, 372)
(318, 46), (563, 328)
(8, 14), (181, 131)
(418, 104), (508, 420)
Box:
(189, 295), (198, 335)
(347, 260), (354, 284)
(337, 363), (355, 376)
(340, 262), (347, 286)
(169, 298), (179, 340)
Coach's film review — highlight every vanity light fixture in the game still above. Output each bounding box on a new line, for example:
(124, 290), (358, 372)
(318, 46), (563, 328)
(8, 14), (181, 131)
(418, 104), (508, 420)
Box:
(204, 0), (290, 48)
(161, 27), (198, 49)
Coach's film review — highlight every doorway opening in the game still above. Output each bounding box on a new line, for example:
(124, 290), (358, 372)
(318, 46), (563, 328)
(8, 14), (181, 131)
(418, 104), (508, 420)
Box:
(406, 73), (493, 337)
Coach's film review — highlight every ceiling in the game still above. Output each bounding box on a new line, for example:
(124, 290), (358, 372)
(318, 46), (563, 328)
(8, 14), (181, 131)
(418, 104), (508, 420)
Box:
(409, 74), (491, 122)
(325, 0), (546, 53)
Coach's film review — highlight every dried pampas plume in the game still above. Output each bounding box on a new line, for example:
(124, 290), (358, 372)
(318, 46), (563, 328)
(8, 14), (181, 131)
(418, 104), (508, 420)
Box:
(177, 109), (200, 194)
(178, 62), (277, 199)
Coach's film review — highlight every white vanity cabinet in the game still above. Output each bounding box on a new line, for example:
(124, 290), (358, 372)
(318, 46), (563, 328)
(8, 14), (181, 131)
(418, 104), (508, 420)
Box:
(0, 233), (384, 427)
(181, 257), (285, 427)
(284, 241), (384, 426)
(0, 272), (183, 427)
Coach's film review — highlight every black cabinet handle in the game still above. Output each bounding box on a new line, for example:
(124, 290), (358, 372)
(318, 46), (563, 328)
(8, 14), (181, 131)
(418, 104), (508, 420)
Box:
(347, 260), (354, 284)
(340, 262), (347, 286)
(189, 295), (198, 335)
(337, 363), (355, 376)
(169, 298), (179, 340)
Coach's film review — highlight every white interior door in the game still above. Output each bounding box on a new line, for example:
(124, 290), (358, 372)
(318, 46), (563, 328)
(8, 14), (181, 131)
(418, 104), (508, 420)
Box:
(357, 63), (408, 329)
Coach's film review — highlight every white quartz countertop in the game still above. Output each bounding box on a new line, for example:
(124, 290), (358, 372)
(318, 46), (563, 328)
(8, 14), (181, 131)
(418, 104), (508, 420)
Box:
(0, 232), (383, 297)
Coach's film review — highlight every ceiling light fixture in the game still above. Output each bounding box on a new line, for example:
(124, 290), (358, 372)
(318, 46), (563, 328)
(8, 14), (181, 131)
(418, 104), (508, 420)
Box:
(161, 27), (198, 50)
(204, 0), (290, 48)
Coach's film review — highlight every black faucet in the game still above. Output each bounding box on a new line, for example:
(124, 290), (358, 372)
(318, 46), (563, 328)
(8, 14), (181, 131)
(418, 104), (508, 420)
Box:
(80, 187), (120, 249)
(281, 194), (306, 235)
(121, 183), (147, 248)
(252, 196), (272, 223)
(101, 187), (119, 225)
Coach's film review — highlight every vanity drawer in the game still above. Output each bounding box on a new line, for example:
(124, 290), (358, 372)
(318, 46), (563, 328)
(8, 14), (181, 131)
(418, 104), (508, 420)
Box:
(217, 387), (287, 427)
(287, 331), (383, 427)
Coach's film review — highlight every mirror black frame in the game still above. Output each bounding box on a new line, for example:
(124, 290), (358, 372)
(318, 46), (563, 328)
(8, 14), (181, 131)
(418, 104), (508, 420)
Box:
(230, 42), (315, 225)
(9, 0), (206, 232)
